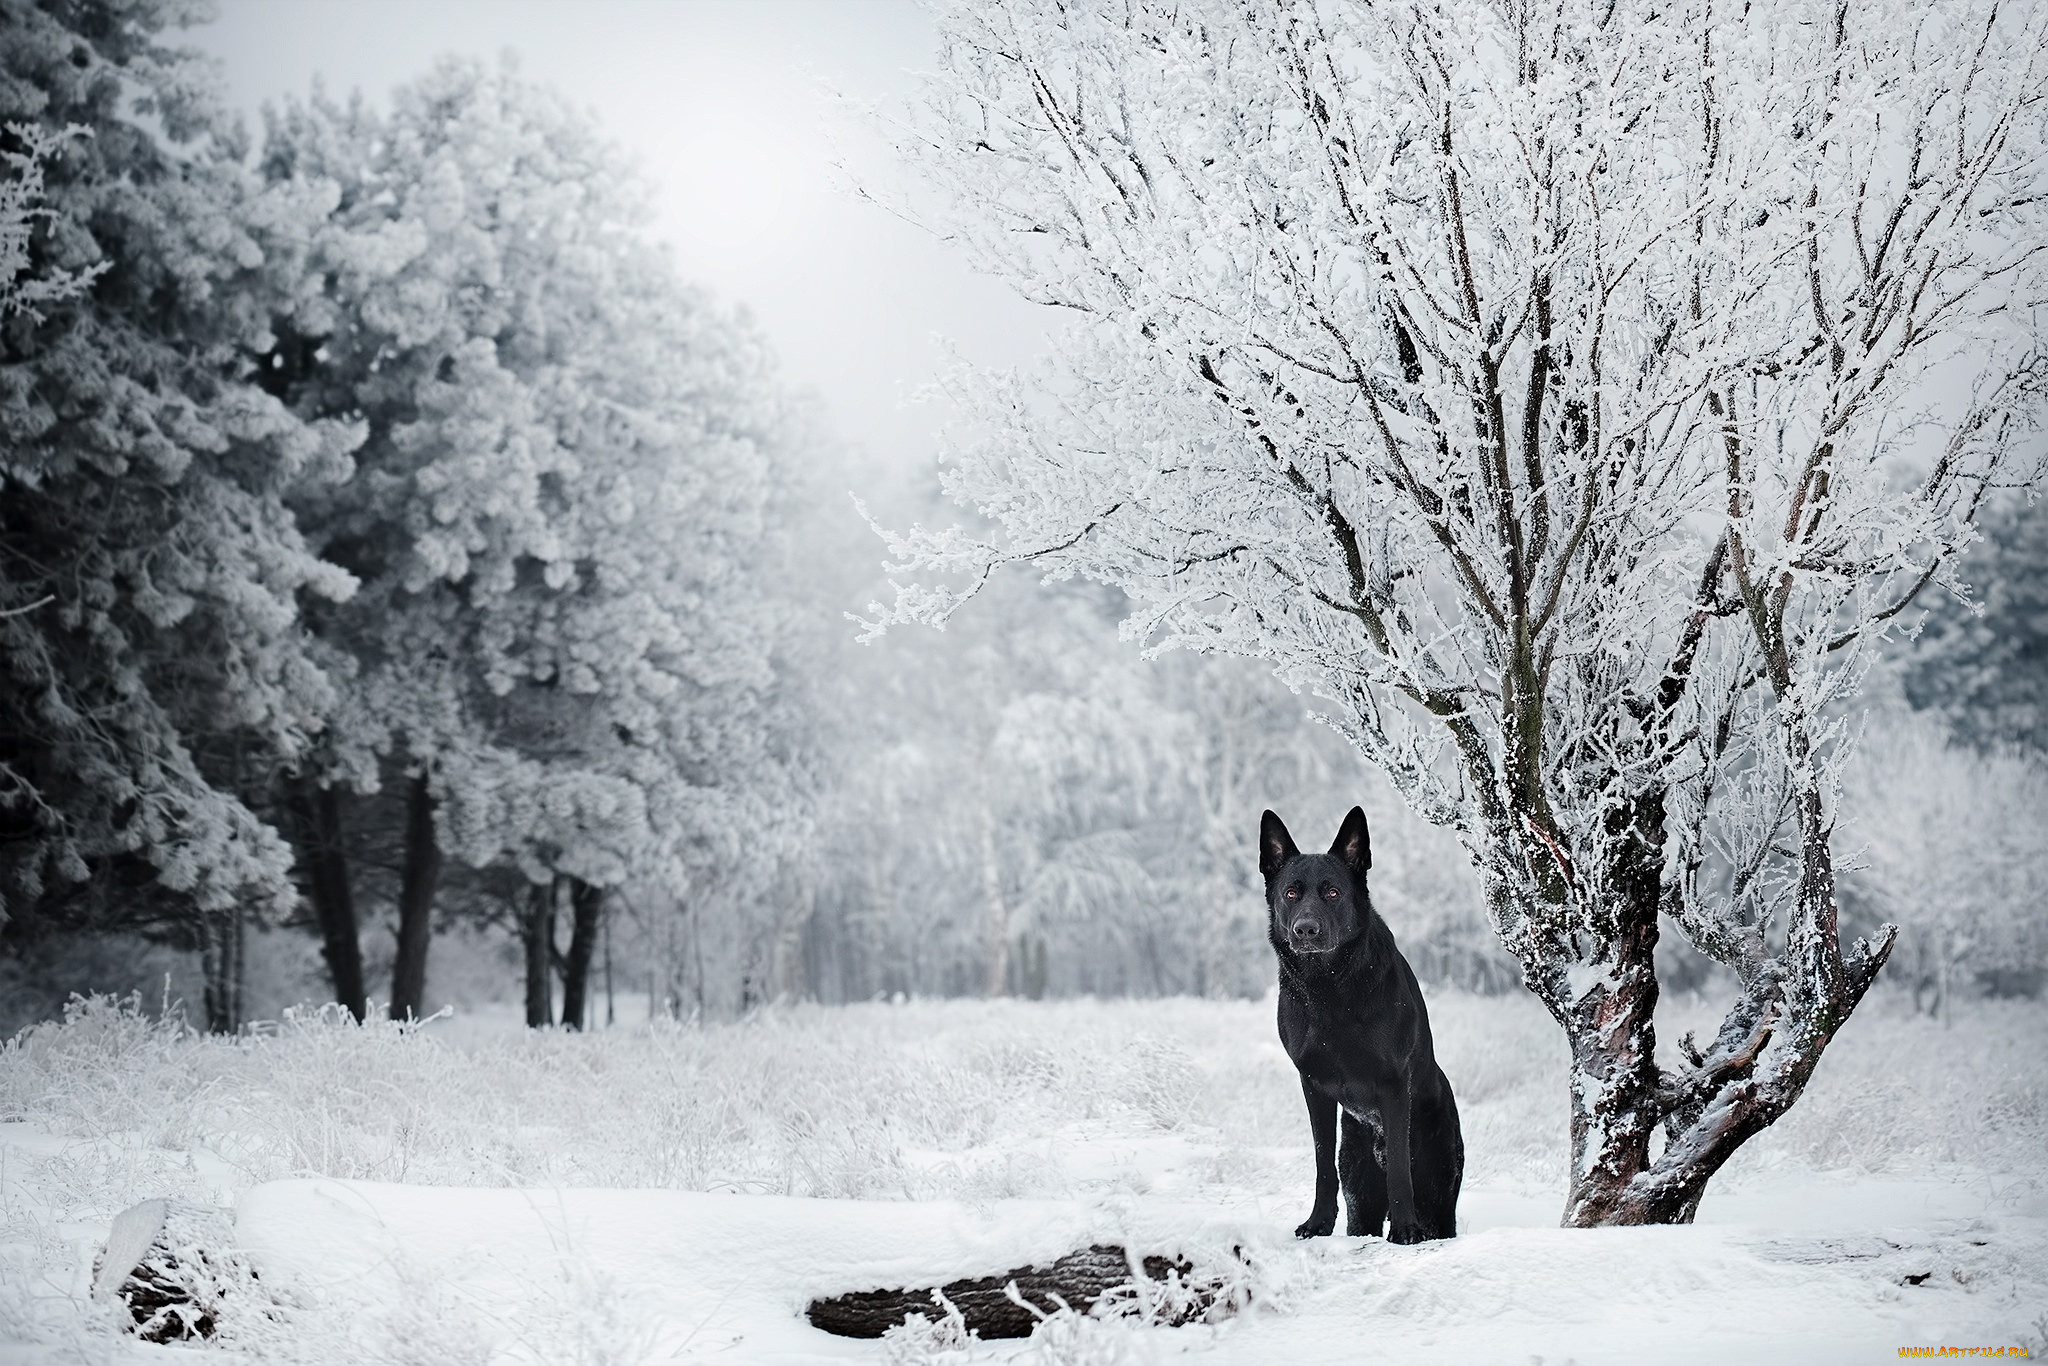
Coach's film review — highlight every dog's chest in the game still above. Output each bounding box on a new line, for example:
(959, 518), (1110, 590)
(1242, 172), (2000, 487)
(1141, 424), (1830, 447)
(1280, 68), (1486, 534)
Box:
(1344, 1103), (1386, 1134)
(1285, 991), (1404, 1121)
(1292, 1035), (1387, 1123)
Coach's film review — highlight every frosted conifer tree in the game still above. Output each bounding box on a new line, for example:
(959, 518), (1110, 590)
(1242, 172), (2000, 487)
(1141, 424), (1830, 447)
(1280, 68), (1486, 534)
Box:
(0, 0), (360, 1030)
(866, 0), (2048, 1223)
(260, 61), (799, 1022)
(1899, 494), (2048, 754)
(0, 125), (95, 320)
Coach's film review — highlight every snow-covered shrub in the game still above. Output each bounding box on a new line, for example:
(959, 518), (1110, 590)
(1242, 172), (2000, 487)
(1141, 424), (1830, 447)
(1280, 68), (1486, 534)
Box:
(880, 1293), (974, 1366)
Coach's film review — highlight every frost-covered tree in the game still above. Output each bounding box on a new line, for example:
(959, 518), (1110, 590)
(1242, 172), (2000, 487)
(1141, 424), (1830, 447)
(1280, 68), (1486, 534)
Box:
(802, 546), (1464, 1006)
(259, 60), (799, 1022)
(0, 0), (360, 1031)
(1843, 708), (2048, 1016)
(986, 640), (1369, 999)
(1899, 493), (2048, 754)
(867, 0), (2048, 1224)
(981, 608), (1209, 998)
(0, 124), (96, 320)
(435, 261), (806, 1028)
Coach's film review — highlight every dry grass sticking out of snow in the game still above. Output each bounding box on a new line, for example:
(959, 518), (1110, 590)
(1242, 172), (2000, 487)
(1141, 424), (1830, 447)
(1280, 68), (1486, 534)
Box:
(1, 986), (2044, 1364)
(1, 992), (1565, 1204)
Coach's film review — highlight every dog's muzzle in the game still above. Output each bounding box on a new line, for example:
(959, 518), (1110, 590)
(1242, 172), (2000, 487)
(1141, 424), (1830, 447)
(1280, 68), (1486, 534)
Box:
(1288, 918), (1332, 953)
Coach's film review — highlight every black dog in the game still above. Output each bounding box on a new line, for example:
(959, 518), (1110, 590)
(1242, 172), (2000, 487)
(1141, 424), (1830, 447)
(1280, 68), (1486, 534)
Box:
(1262, 807), (1463, 1243)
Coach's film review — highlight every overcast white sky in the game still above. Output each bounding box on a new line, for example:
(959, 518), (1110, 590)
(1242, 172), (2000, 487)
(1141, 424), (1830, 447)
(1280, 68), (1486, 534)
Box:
(189, 0), (1051, 475)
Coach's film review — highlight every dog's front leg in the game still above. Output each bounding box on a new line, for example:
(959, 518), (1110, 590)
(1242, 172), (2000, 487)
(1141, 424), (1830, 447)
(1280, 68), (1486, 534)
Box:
(1295, 1076), (1340, 1238)
(1383, 1082), (1424, 1244)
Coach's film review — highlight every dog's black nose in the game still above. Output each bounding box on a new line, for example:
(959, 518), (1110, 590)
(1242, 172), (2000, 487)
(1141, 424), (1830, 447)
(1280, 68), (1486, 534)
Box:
(1293, 920), (1321, 941)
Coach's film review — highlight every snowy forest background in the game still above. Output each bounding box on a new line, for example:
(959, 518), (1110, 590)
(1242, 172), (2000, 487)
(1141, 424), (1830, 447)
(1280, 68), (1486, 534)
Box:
(1, 0), (2044, 1046)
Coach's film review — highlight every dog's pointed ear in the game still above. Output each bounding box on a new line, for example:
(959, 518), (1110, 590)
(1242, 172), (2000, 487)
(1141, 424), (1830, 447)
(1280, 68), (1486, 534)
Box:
(1259, 810), (1298, 881)
(1330, 806), (1372, 874)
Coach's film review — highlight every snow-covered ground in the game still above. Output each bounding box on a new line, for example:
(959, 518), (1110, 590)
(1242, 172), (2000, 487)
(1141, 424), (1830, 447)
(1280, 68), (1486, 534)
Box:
(2, 989), (2044, 1363)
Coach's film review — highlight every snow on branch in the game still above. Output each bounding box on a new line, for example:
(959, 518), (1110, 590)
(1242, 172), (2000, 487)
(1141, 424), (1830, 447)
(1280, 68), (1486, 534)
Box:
(0, 123), (102, 319)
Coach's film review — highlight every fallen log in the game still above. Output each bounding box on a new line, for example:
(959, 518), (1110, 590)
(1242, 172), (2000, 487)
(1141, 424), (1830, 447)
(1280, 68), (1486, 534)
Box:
(93, 1199), (249, 1342)
(805, 1243), (1209, 1340)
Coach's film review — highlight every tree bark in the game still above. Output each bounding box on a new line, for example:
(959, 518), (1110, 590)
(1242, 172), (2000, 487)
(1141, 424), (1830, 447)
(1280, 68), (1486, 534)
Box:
(388, 771), (441, 1021)
(94, 1199), (245, 1343)
(805, 1245), (1202, 1339)
(1554, 923), (1663, 1225)
(232, 903), (244, 1030)
(290, 780), (365, 1022)
(1555, 797), (1667, 1227)
(521, 877), (557, 1028)
(199, 906), (242, 1035)
(1539, 775), (1897, 1226)
(560, 877), (603, 1031)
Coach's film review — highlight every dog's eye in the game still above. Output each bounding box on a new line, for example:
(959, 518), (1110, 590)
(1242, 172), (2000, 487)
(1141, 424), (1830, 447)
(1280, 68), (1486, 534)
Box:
(1285, 884), (1301, 900)
(1324, 887), (1339, 900)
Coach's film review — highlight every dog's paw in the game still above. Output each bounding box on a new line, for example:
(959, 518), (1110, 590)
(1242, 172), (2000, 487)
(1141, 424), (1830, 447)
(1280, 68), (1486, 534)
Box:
(1387, 1221), (1428, 1245)
(1293, 1213), (1336, 1239)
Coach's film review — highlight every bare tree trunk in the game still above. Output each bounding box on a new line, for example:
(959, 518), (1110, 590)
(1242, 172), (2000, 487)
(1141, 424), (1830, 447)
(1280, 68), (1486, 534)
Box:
(1018, 934), (1048, 1001)
(690, 897), (707, 1018)
(767, 912), (806, 1003)
(290, 780), (365, 1021)
(1543, 777), (1896, 1226)
(521, 877), (557, 1028)
(980, 807), (1009, 996)
(388, 771), (440, 1020)
(1555, 913), (1665, 1223)
(199, 906), (241, 1034)
(1552, 798), (1667, 1226)
(560, 878), (603, 1031)
(232, 903), (244, 1030)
